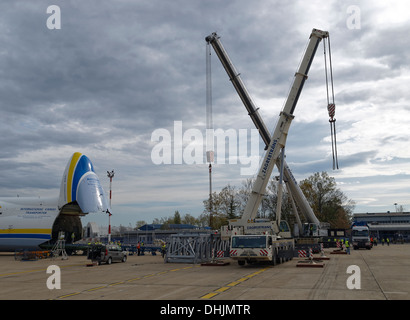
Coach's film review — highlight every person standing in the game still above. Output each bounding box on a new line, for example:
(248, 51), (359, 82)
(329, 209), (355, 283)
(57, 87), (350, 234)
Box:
(161, 243), (166, 258)
(345, 240), (350, 255)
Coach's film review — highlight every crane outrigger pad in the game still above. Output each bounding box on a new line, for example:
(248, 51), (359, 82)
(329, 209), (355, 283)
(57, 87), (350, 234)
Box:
(296, 260), (325, 268)
(331, 250), (347, 254)
(201, 261), (230, 266)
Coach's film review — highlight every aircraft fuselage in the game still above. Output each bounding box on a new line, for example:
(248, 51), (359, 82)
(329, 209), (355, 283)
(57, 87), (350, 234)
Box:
(0, 197), (59, 250)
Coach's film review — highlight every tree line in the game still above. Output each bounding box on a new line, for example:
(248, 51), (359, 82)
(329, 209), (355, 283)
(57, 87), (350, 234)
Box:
(137, 171), (355, 231)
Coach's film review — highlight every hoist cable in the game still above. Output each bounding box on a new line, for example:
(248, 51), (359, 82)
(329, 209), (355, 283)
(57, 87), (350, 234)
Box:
(323, 36), (339, 169)
(327, 35), (336, 105)
(323, 39), (330, 107)
(329, 35), (339, 169)
(206, 42), (214, 164)
(206, 43), (213, 131)
(333, 122), (339, 169)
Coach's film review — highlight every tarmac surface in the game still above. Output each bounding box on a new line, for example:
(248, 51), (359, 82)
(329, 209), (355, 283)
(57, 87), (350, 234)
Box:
(0, 243), (409, 300)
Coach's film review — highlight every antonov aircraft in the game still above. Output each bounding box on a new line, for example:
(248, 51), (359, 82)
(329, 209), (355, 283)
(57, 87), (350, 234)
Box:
(0, 152), (109, 251)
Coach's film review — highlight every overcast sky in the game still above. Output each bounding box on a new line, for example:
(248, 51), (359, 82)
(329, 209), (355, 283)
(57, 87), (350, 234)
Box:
(1, 1), (410, 228)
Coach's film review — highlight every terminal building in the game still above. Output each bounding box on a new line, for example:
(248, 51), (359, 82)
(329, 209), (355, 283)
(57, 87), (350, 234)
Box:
(352, 212), (410, 242)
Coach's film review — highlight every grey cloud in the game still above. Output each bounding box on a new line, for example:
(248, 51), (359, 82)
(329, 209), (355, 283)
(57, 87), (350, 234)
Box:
(1, 1), (410, 224)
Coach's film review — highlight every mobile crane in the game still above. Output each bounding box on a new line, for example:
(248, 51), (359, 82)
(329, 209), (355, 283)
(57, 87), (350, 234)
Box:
(206, 29), (330, 265)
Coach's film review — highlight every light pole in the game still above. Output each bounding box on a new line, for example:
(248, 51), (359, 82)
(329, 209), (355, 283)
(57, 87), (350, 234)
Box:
(107, 170), (115, 243)
(208, 162), (213, 229)
(206, 41), (214, 230)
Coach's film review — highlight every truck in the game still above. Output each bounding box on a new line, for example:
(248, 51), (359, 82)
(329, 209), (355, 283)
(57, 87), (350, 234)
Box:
(206, 28), (330, 265)
(230, 234), (293, 266)
(351, 222), (372, 250)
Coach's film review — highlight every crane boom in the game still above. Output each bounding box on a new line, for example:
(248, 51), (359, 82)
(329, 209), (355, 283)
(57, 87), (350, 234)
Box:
(282, 162), (320, 225)
(205, 32), (271, 148)
(240, 28), (328, 223)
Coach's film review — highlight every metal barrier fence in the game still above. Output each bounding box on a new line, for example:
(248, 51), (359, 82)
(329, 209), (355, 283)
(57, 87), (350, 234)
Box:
(164, 233), (229, 264)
